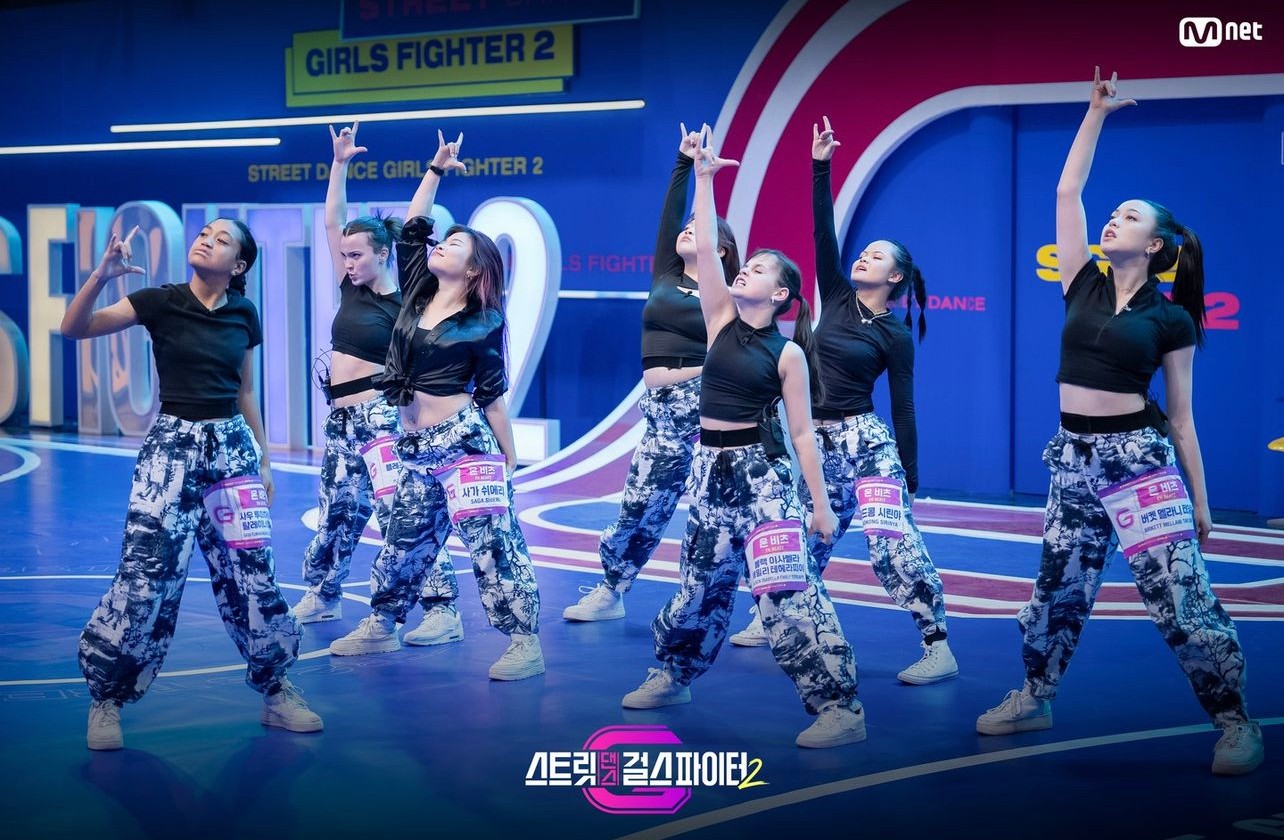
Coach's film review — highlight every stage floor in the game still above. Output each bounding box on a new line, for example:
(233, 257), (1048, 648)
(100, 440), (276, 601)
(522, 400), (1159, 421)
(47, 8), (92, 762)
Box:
(2, 428), (1281, 840)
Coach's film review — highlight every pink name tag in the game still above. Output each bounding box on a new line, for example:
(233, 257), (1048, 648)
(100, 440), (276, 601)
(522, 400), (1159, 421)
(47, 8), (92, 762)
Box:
(1097, 466), (1197, 558)
(359, 435), (402, 500)
(745, 519), (808, 597)
(856, 476), (905, 539)
(432, 454), (510, 524)
(203, 476), (272, 549)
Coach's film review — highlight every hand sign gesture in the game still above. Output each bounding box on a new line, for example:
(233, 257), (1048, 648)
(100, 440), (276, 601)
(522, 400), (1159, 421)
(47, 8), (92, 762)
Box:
(329, 122), (368, 164)
(1089, 66), (1137, 114)
(813, 115), (841, 161)
(94, 226), (145, 283)
(678, 121), (702, 160)
(694, 124), (740, 179)
(432, 130), (468, 175)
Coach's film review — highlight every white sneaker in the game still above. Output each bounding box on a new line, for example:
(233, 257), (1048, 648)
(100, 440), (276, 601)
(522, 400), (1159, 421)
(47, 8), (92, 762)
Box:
(622, 667), (691, 709)
(1212, 721), (1264, 776)
(87, 700), (123, 751)
(292, 590), (342, 624)
(976, 688), (1053, 735)
(328, 613), (400, 656)
(261, 679), (324, 733)
(562, 582), (625, 621)
(403, 603), (465, 646)
(897, 640), (959, 685)
(796, 702), (867, 748)
(489, 634), (545, 680)
(729, 606), (769, 647)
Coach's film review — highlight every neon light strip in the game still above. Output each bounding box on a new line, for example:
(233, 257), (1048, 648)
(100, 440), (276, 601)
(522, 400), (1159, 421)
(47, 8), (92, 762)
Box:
(0, 138), (281, 155)
(110, 99), (646, 133)
(557, 290), (648, 300)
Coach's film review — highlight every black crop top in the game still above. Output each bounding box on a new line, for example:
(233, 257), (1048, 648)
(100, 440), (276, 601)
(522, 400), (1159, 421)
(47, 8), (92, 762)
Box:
(1056, 260), (1196, 394)
(127, 283), (262, 421)
(810, 159), (919, 493)
(331, 275), (402, 364)
(375, 217), (508, 408)
(640, 154), (708, 369)
(699, 319), (789, 423)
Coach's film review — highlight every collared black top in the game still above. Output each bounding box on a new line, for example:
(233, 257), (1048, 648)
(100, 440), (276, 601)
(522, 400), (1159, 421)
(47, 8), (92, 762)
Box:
(1057, 259), (1197, 394)
(699, 318), (789, 423)
(376, 217), (508, 408)
(810, 159), (919, 492)
(127, 283), (261, 420)
(331, 275), (402, 364)
(640, 154), (708, 370)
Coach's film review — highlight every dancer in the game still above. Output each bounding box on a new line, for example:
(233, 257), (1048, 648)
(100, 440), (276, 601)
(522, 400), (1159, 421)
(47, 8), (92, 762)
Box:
(329, 131), (544, 681)
(294, 122), (462, 648)
(564, 124), (739, 621)
(66, 219), (322, 750)
(975, 68), (1261, 776)
(622, 128), (863, 748)
(731, 117), (957, 685)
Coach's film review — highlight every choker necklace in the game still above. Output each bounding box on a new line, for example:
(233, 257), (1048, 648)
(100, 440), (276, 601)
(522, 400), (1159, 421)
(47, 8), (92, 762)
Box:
(855, 297), (890, 325)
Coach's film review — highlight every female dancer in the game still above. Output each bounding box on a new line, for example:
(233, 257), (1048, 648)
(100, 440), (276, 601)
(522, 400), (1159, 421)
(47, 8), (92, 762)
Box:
(564, 124), (739, 621)
(66, 219), (322, 750)
(294, 122), (462, 648)
(975, 69), (1261, 776)
(732, 118), (957, 686)
(622, 128), (863, 748)
(329, 132), (544, 681)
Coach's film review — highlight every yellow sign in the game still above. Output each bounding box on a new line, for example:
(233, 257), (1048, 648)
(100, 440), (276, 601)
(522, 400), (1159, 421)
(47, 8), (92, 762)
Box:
(285, 26), (574, 107)
(1035, 244), (1175, 283)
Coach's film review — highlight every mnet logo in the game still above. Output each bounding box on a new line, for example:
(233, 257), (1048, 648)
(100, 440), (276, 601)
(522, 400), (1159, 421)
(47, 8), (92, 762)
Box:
(1179, 17), (1265, 47)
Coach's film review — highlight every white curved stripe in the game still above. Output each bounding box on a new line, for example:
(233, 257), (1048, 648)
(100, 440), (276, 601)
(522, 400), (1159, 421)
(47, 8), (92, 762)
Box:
(518, 380), (646, 479)
(612, 718), (1284, 840)
(724, 0), (908, 247)
(517, 416), (646, 492)
(0, 442), (39, 483)
(710, 0), (809, 145)
(831, 74), (1284, 243)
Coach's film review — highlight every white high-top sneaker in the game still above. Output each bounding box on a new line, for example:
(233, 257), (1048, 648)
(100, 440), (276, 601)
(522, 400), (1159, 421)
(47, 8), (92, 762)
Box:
(261, 678), (324, 733)
(328, 613), (400, 656)
(976, 688), (1053, 735)
(729, 606), (769, 647)
(896, 640), (959, 685)
(489, 634), (546, 680)
(562, 582), (625, 621)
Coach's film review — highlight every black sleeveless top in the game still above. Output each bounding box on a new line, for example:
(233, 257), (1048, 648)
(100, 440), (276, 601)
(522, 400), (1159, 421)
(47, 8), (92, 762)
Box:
(640, 154), (709, 370)
(331, 276), (402, 364)
(698, 319), (789, 423)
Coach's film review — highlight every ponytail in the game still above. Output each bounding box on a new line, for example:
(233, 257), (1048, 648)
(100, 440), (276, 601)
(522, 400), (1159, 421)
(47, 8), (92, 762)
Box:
(344, 213), (404, 268)
(792, 295), (825, 405)
(226, 219), (257, 296)
(887, 239), (928, 343)
(1168, 222), (1206, 347)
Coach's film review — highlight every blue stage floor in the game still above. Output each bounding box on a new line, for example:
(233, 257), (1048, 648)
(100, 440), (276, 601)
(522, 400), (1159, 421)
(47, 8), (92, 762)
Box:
(2, 433), (1281, 839)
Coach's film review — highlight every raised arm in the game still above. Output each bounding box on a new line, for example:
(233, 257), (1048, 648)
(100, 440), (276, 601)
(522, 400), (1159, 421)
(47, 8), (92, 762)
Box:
(811, 116), (849, 304)
(1056, 67), (1136, 293)
(325, 123), (369, 282)
(693, 127), (739, 341)
(1162, 346), (1211, 542)
(60, 227), (144, 339)
(653, 123), (700, 279)
(407, 130), (468, 222)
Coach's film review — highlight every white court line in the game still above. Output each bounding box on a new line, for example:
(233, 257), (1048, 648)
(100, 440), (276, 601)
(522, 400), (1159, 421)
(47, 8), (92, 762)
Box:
(0, 442), (40, 483)
(0, 578), (361, 687)
(3, 438), (324, 475)
(611, 717), (1284, 840)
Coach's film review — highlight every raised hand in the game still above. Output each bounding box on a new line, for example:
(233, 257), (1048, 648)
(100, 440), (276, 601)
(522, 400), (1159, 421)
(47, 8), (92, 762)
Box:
(93, 226), (145, 282)
(678, 121), (701, 159)
(813, 115), (841, 161)
(1089, 66), (1137, 114)
(329, 122), (368, 164)
(694, 124), (740, 179)
(432, 129), (468, 175)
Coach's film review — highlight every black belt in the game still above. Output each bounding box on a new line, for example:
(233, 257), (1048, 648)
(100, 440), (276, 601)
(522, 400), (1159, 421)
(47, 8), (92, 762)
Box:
(161, 400), (238, 421)
(699, 426), (759, 448)
(642, 355), (704, 371)
(1059, 409), (1151, 434)
(329, 375), (378, 400)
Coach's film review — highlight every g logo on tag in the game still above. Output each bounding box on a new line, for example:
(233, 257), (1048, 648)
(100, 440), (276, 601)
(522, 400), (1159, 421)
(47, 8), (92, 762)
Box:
(214, 505), (235, 525)
(1115, 508), (1135, 529)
